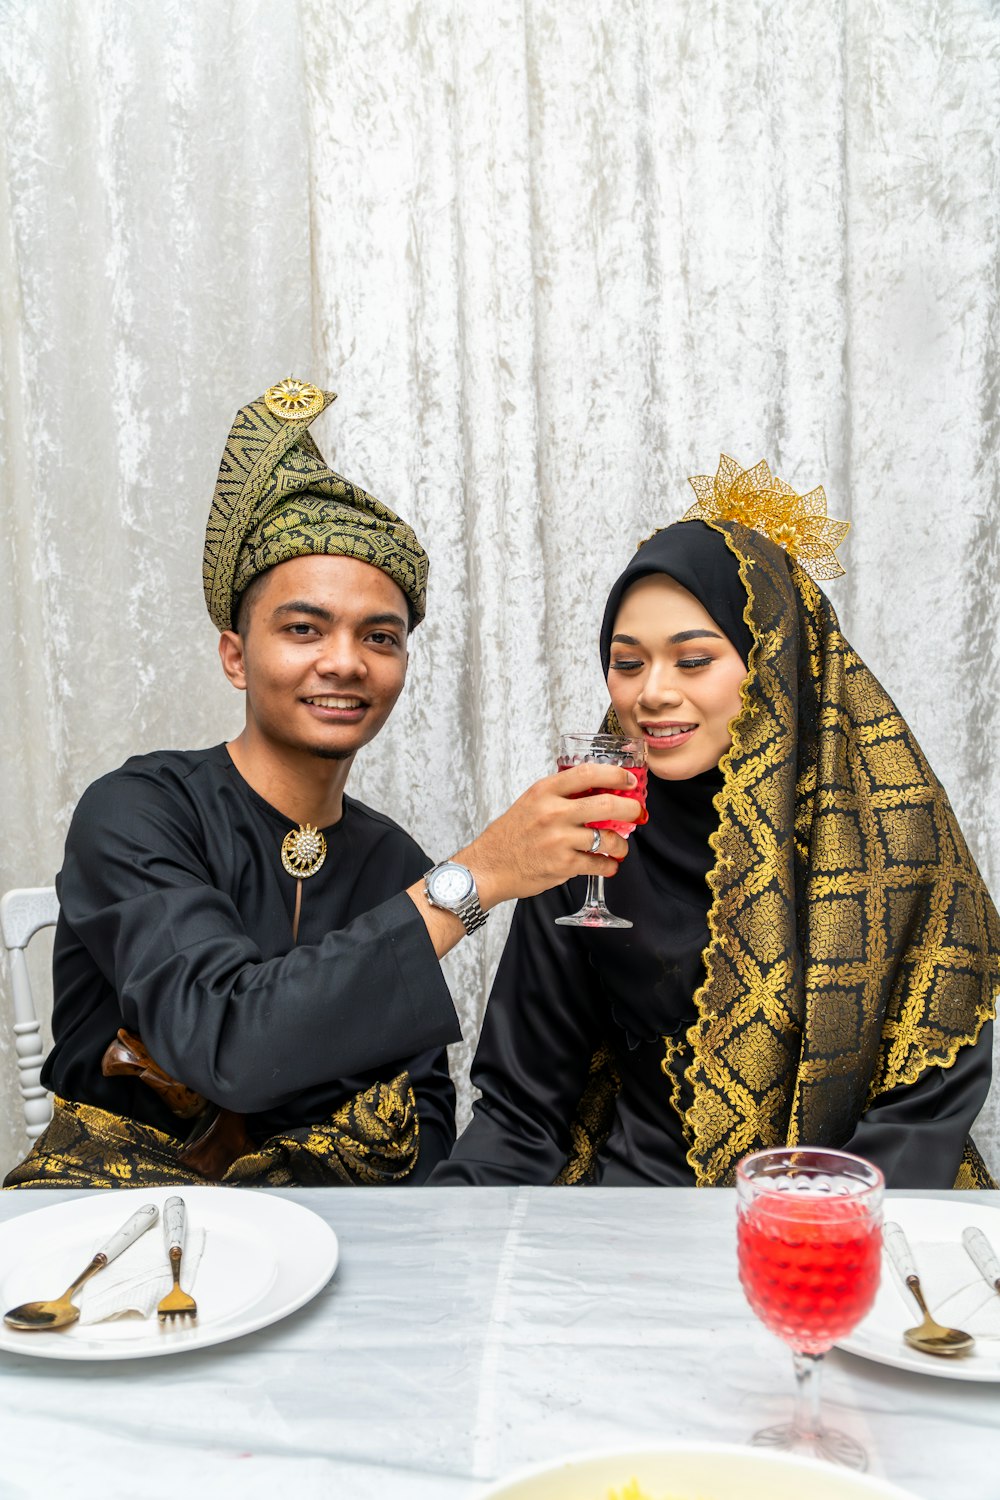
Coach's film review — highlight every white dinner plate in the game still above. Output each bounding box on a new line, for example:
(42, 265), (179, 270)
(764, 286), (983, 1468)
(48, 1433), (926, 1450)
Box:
(0, 1185), (338, 1361)
(837, 1196), (1000, 1381)
(472, 1441), (918, 1499)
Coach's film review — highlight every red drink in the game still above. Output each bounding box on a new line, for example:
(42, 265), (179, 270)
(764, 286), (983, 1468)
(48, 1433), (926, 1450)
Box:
(737, 1194), (882, 1355)
(557, 761), (649, 838)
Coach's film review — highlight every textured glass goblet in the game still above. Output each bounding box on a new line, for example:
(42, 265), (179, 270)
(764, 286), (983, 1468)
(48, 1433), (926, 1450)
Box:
(736, 1147), (884, 1470)
(553, 732), (647, 930)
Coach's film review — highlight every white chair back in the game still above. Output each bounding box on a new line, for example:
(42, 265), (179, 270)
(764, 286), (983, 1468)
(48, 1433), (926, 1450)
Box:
(0, 886), (58, 1141)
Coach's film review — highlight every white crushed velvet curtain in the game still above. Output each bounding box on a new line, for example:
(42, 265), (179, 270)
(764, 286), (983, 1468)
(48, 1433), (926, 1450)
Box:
(1, 0), (998, 1178)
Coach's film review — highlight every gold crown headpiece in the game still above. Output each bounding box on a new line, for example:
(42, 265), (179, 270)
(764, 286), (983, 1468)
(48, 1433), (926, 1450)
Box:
(682, 454), (850, 581)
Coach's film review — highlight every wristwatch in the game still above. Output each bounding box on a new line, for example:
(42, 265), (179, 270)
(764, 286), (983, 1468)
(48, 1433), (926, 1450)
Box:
(423, 861), (488, 936)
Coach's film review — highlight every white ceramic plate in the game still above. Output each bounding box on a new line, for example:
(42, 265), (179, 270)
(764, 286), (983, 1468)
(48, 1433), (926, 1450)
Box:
(472, 1442), (918, 1499)
(838, 1196), (1000, 1381)
(0, 1186), (338, 1361)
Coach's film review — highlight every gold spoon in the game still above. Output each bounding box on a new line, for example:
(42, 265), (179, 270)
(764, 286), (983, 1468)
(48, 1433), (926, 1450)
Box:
(4, 1204), (159, 1331)
(884, 1221), (974, 1359)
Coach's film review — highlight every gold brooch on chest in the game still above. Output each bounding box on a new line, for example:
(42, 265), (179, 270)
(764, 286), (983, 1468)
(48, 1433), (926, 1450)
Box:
(281, 823), (327, 879)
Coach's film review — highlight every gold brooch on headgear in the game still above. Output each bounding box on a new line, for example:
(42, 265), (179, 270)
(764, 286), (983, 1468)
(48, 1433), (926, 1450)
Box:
(682, 454), (850, 581)
(264, 377), (327, 423)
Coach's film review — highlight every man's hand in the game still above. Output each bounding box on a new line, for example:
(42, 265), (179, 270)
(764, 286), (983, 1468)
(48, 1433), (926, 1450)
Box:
(406, 763), (642, 957)
(459, 762), (641, 908)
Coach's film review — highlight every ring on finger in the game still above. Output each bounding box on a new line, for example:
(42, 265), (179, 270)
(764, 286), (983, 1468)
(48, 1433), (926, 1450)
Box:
(590, 828), (602, 855)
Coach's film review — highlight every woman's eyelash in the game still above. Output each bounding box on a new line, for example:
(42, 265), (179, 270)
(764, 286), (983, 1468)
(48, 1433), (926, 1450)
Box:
(610, 654), (715, 671)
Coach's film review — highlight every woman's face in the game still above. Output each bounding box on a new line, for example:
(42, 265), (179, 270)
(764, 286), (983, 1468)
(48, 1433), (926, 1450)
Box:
(607, 573), (748, 779)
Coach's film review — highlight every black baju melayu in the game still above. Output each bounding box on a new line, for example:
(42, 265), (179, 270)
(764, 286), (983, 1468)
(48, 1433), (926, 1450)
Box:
(6, 377), (454, 1191)
(21, 744), (460, 1185)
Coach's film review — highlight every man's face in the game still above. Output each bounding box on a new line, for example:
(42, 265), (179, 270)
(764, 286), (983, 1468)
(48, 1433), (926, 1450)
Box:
(219, 553), (410, 762)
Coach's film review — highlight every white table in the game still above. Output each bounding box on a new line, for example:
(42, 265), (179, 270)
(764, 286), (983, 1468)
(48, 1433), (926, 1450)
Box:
(0, 1187), (996, 1499)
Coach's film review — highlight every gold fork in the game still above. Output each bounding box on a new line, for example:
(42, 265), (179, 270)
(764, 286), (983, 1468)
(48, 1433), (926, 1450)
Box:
(157, 1196), (197, 1324)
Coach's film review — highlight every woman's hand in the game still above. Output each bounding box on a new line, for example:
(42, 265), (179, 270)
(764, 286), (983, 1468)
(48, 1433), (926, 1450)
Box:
(457, 762), (641, 909)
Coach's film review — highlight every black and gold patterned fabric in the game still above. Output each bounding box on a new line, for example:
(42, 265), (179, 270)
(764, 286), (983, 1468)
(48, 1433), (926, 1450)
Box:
(435, 506), (995, 1191)
(584, 518), (998, 1186)
(203, 378), (428, 631)
(5, 1076), (419, 1189)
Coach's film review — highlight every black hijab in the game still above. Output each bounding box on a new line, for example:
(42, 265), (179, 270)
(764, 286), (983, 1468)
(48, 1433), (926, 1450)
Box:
(599, 518), (753, 676)
(593, 520), (752, 1049)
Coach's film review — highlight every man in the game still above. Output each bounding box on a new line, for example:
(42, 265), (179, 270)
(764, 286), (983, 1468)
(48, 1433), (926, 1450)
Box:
(6, 378), (639, 1188)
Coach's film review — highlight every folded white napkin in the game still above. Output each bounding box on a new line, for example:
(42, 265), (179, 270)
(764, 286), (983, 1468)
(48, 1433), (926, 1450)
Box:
(76, 1228), (206, 1324)
(886, 1237), (1000, 1340)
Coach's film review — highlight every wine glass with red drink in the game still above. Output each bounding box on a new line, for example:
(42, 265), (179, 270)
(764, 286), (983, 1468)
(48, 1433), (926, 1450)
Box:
(554, 732), (647, 930)
(736, 1147), (884, 1470)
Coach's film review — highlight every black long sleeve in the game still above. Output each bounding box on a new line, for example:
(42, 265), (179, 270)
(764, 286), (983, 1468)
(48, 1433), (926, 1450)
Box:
(43, 746), (459, 1149)
(840, 1022), (994, 1188)
(435, 882), (606, 1184)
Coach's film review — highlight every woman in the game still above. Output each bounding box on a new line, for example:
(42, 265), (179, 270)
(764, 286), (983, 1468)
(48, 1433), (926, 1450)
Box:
(435, 457), (998, 1188)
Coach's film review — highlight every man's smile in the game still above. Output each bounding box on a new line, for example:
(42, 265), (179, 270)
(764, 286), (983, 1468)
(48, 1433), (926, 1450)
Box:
(304, 695), (366, 708)
(303, 695), (368, 719)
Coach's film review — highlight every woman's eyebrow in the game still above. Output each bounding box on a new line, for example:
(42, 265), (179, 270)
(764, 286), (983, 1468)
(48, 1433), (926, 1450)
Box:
(610, 629), (723, 646)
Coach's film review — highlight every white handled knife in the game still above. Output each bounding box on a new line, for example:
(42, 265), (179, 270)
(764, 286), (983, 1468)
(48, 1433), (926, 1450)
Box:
(883, 1220), (919, 1282)
(97, 1203), (159, 1265)
(962, 1226), (1000, 1295)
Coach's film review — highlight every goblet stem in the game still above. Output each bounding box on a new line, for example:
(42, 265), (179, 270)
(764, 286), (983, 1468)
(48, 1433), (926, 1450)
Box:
(555, 873), (633, 929)
(751, 1350), (867, 1469)
(569, 874), (614, 922)
(791, 1352), (823, 1440)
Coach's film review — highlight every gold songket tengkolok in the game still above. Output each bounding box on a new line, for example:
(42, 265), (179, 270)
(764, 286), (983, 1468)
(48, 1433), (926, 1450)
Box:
(203, 377), (429, 633)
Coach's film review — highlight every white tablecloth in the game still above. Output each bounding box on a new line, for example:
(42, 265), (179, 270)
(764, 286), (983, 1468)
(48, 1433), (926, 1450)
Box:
(0, 1187), (996, 1499)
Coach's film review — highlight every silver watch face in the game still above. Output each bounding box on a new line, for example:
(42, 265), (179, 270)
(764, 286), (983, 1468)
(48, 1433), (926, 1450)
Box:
(429, 863), (474, 906)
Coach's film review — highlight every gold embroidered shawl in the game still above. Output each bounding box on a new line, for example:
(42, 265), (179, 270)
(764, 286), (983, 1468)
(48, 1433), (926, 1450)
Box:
(565, 519), (998, 1188)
